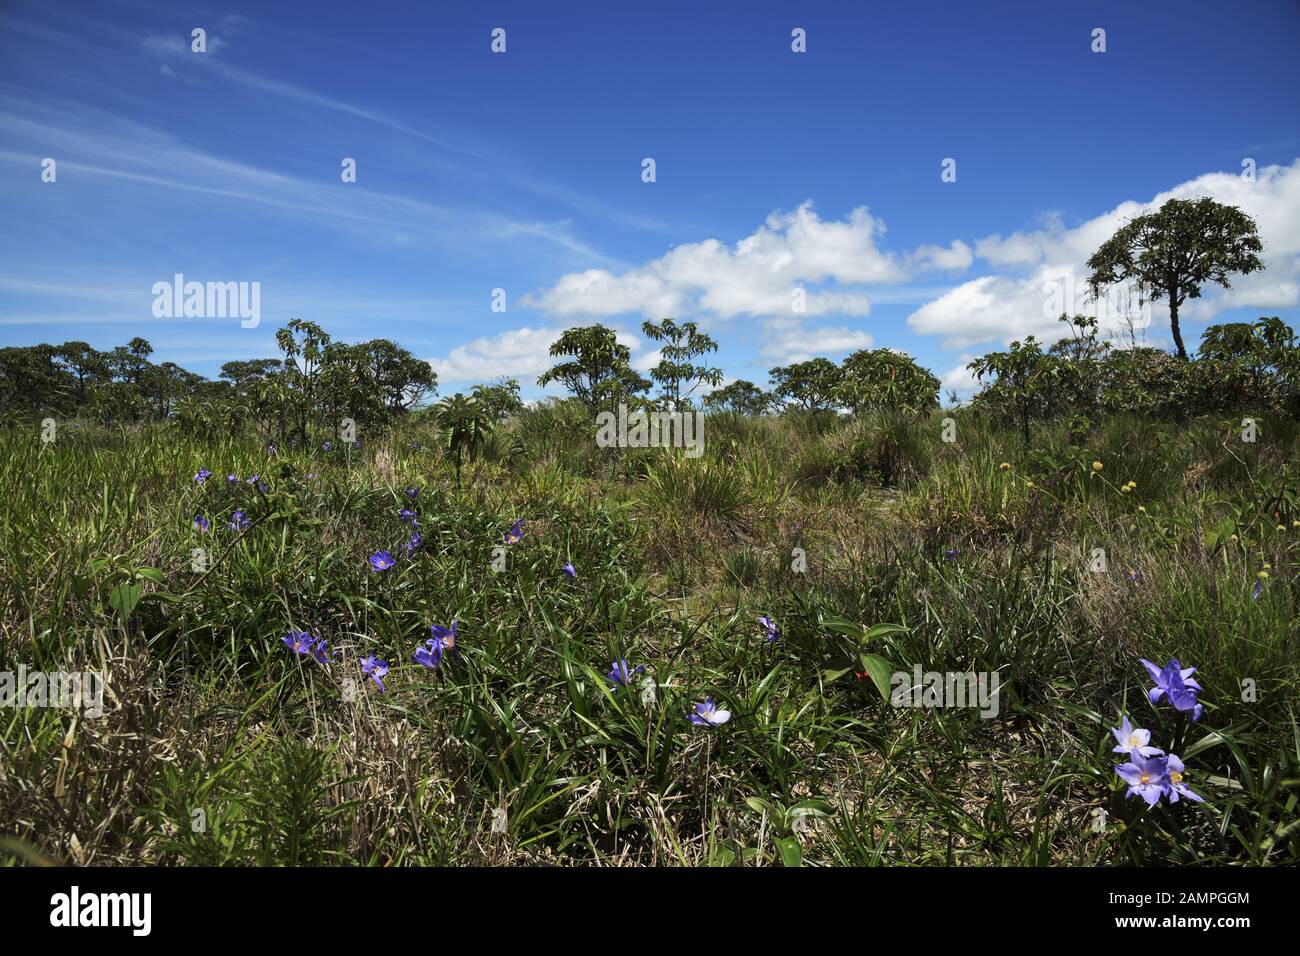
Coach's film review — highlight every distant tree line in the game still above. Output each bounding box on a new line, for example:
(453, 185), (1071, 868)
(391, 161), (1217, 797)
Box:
(3, 198), (1294, 437)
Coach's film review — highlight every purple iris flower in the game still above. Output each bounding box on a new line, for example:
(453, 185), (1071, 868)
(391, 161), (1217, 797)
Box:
(402, 530), (423, 557)
(194, 468), (212, 485)
(944, 548), (960, 562)
(1164, 754), (1204, 804)
(193, 514), (210, 533)
(268, 443), (277, 456)
(369, 550), (396, 572)
(360, 653), (389, 691)
(1252, 580), (1263, 601)
(399, 508), (418, 525)
(228, 510), (250, 532)
(503, 519), (525, 544)
(246, 475), (268, 492)
(1126, 568), (1143, 584)
(413, 641), (445, 670)
(1111, 716), (1163, 758)
(1115, 751), (1170, 807)
(1141, 658), (1204, 721)
(429, 621), (457, 653)
(607, 658), (645, 688)
(311, 638), (333, 665)
(353, 440), (362, 450)
(688, 698), (732, 727)
(405, 486), (420, 501)
(415, 621), (458, 669)
(757, 615), (780, 643)
(226, 474), (238, 485)
(282, 629), (316, 657)
(321, 442), (331, 451)
(562, 563), (577, 578)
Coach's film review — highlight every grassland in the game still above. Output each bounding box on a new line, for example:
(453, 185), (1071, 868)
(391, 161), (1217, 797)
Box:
(1, 405), (1296, 866)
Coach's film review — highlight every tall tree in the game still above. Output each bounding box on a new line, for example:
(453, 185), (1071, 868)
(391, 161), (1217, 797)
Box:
(1087, 197), (1264, 360)
(769, 358), (843, 412)
(640, 318), (723, 409)
(537, 324), (649, 409)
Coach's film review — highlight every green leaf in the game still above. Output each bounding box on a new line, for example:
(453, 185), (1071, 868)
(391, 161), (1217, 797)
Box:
(108, 582), (141, 620)
(135, 566), (166, 585)
(858, 652), (895, 701)
(775, 836), (802, 867)
(863, 622), (909, 643)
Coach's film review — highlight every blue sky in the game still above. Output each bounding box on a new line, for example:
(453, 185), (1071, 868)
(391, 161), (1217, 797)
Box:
(2, 0), (1298, 399)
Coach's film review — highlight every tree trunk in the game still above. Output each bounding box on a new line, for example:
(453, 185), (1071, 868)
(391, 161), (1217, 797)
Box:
(1169, 283), (1188, 360)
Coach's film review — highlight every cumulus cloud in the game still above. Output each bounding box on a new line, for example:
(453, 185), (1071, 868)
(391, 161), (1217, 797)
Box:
(908, 161), (1300, 350)
(426, 324), (646, 386)
(526, 202), (968, 321)
(759, 318), (873, 364)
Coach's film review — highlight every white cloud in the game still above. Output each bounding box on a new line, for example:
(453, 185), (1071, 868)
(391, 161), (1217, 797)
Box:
(909, 161), (1300, 351)
(759, 318), (873, 364)
(426, 324), (649, 386)
(527, 202), (970, 321)
(425, 326), (563, 386)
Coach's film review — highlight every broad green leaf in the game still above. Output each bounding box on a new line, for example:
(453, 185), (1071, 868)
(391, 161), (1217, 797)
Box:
(858, 652), (895, 701)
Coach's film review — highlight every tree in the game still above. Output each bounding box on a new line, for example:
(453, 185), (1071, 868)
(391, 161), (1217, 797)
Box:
(702, 380), (772, 416)
(968, 337), (1063, 445)
(472, 378), (524, 422)
(640, 318), (723, 409)
(836, 348), (940, 415)
(537, 325), (649, 409)
(55, 341), (110, 408)
(436, 393), (493, 485)
(1087, 198), (1264, 360)
(769, 358), (843, 412)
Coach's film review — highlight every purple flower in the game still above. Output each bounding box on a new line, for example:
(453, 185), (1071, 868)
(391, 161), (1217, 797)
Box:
(1126, 568), (1143, 584)
(246, 475), (268, 492)
(1252, 579), (1263, 601)
(405, 486), (421, 501)
(321, 442), (332, 451)
(606, 658), (645, 688)
(311, 638), (333, 665)
(228, 510), (250, 532)
(944, 548), (960, 562)
(757, 615), (780, 643)
(282, 629), (315, 656)
(360, 653), (389, 691)
(402, 530), (423, 558)
(1115, 751), (1170, 807)
(193, 514), (210, 533)
(194, 468), (213, 485)
(1110, 716), (1163, 758)
(429, 621), (457, 653)
(399, 508), (418, 525)
(1164, 754), (1204, 804)
(353, 440), (362, 450)
(503, 518), (525, 544)
(688, 697), (731, 727)
(1141, 658), (1204, 721)
(369, 550), (396, 572)
(226, 474), (238, 485)
(561, 563), (577, 578)
(413, 641), (445, 670)
(268, 443), (277, 456)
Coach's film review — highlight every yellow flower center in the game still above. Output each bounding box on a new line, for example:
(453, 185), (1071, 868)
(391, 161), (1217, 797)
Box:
(1139, 772), (1151, 784)
(1169, 771), (1182, 785)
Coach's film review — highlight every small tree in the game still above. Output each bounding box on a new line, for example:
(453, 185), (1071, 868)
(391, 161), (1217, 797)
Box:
(641, 318), (723, 409)
(836, 348), (940, 415)
(702, 380), (772, 416)
(968, 337), (1062, 445)
(769, 358), (843, 412)
(537, 324), (649, 409)
(436, 393), (494, 485)
(1087, 197), (1264, 361)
